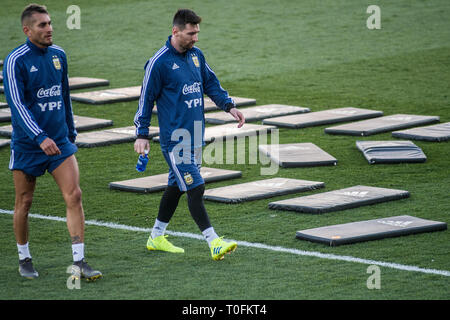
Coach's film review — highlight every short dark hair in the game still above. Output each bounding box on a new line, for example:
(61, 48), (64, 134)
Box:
(21, 3), (48, 25)
(173, 9), (202, 30)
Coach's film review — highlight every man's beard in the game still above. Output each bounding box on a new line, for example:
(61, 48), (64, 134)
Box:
(180, 41), (194, 51)
(38, 35), (53, 47)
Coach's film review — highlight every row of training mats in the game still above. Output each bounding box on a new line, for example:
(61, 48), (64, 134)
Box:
(0, 111), (437, 165)
(0, 116), (434, 167)
(0, 76), (448, 140)
(110, 174), (447, 246)
(0, 111), (449, 144)
(0, 115), (445, 165)
(0, 75), (440, 129)
(1, 106), (449, 145)
(0, 112), (449, 147)
(2, 75), (450, 137)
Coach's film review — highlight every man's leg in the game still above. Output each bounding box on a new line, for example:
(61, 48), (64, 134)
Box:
(13, 170), (39, 278)
(51, 155), (84, 246)
(13, 170), (36, 245)
(51, 154), (102, 280)
(186, 183), (237, 261)
(146, 150), (187, 253)
(146, 185), (186, 253)
(186, 183), (213, 233)
(151, 185), (184, 239)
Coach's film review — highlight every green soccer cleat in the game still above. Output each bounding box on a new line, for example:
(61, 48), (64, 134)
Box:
(210, 237), (237, 261)
(71, 259), (102, 282)
(18, 258), (39, 279)
(146, 235), (185, 253)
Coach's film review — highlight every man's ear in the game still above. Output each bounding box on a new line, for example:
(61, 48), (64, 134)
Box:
(23, 25), (31, 37)
(172, 26), (177, 36)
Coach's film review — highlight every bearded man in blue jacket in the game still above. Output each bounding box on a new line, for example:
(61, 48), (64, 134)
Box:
(3, 4), (101, 280)
(134, 9), (245, 261)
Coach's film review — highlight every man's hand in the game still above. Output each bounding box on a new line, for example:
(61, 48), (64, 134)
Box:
(229, 108), (245, 128)
(40, 137), (61, 156)
(134, 138), (150, 156)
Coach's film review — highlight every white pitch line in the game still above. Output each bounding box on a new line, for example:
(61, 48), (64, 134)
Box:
(1, 209), (449, 277)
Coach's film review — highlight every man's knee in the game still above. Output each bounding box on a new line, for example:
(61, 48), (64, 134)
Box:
(15, 192), (34, 213)
(64, 186), (82, 207)
(187, 184), (205, 201)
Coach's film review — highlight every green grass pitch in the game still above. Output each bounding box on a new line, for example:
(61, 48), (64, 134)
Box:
(0, 0), (449, 300)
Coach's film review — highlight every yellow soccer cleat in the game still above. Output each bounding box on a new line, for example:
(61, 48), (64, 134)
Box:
(210, 237), (237, 261)
(146, 235), (185, 253)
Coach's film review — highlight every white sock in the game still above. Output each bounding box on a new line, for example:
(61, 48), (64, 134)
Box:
(202, 227), (219, 247)
(72, 243), (84, 262)
(151, 219), (168, 239)
(17, 242), (31, 260)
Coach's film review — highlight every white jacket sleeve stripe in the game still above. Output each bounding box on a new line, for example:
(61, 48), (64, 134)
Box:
(134, 46), (168, 130)
(6, 45), (43, 136)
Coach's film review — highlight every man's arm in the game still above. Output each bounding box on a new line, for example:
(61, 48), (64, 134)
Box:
(133, 57), (163, 155)
(229, 107), (245, 128)
(200, 51), (245, 127)
(200, 57), (233, 111)
(3, 53), (60, 155)
(60, 52), (77, 143)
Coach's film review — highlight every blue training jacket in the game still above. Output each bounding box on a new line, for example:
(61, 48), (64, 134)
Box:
(3, 38), (76, 153)
(134, 36), (235, 150)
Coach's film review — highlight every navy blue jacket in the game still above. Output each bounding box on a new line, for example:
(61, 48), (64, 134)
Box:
(134, 36), (234, 150)
(3, 39), (76, 153)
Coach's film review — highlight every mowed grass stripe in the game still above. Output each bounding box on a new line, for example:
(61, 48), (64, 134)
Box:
(1, 209), (448, 277)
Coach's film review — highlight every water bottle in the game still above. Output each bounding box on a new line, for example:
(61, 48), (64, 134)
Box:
(136, 150), (149, 172)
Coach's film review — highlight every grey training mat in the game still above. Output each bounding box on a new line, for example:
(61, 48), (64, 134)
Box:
(152, 123), (277, 143)
(262, 107), (383, 128)
(73, 115), (113, 131)
(76, 126), (159, 148)
(204, 96), (256, 110)
(259, 143), (337, 167)
(109, 167), (242, 193)
(205, 104), (310, 124)
(0, 138), (10, 148)
(0, 108), (11, 122)
(324, 114), (440, 136)
(0, 115), (113, 137)
(392, 122), (450, 142)
(0, 125), (13, 137)
(152, 96), (257, 114)
(0, 102), (8, 108)
(70, 86), (141, 104)
(68, 77), (110, 90)
(296, 215), (447, 246)
(204, 123), (277, 143)
(268, 185), (410, 214)
(356, 140), (427, 164)
(203, 177), (325, 203)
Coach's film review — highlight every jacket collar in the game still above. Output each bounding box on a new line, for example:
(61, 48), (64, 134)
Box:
(166, 35), (192, 56)
(26, 38), (48, 55)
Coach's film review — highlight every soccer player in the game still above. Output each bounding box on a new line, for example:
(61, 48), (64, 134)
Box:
(134, 9), (245, 261)
(3, 4), (102, 280)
